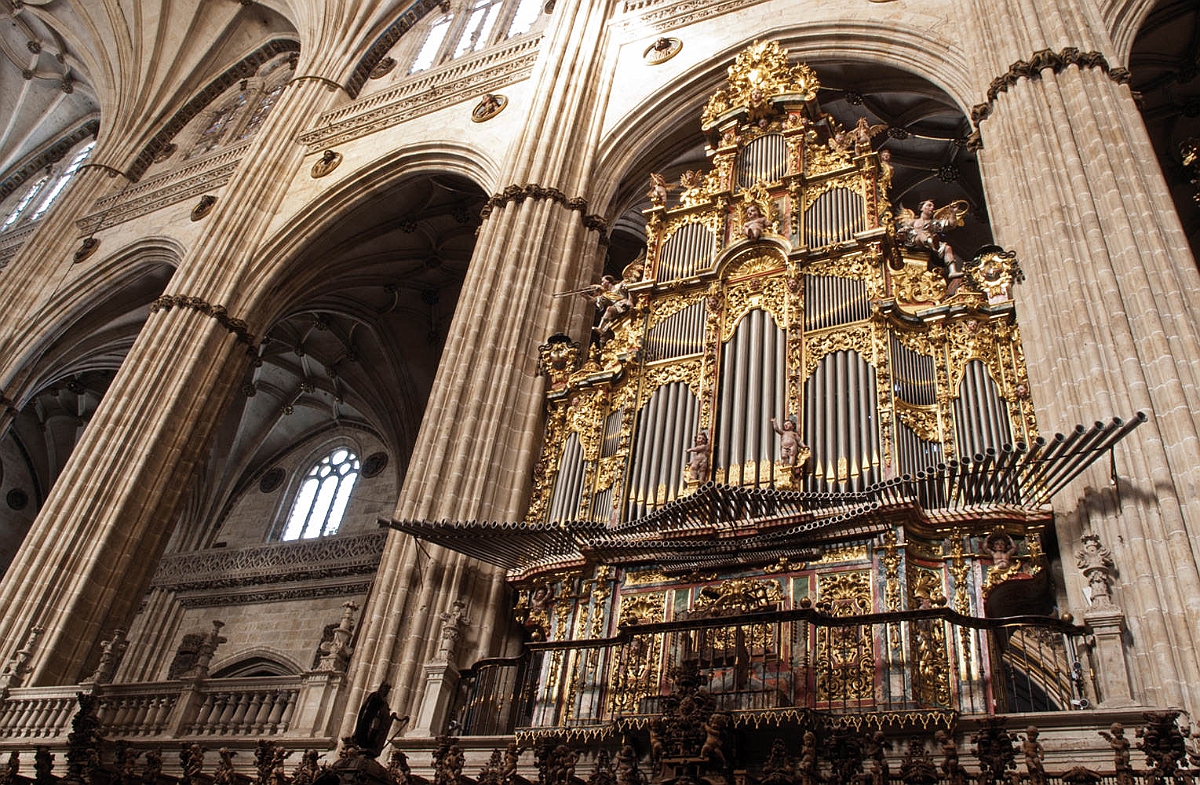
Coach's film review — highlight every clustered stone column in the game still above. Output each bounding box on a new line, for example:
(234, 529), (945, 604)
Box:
(966, 0), (1200, 713)
(345, 0), (620, 734)
(0, 61), (356, 685)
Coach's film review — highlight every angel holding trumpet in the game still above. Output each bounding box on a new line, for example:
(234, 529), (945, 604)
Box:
(896, 198), (969, 292)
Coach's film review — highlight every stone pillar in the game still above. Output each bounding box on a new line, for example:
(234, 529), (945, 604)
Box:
(345, 0), (619, 730)
(967, 0), (1200, 713)
(0, 72), (349, 685)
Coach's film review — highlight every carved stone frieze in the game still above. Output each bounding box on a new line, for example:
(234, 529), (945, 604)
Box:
(619, 0), (769, 38)
(77, 154), (242, 234)
(151, 530), (387, 592)
(479, 183), (608, 235)
(969, 48), (1132, 148)
(300, 36), (541, 153)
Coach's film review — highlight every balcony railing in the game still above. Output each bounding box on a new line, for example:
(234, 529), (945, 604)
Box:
(456, 607), (1086, 737)
(0, 674), (324, 744)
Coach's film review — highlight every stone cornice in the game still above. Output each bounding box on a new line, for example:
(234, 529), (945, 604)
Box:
(152, 530), (387, 594)
(297, 35), (541, 153)
(0, 222), (37, 270)
(616, 0), (769, 37)
(177, 581), (375, 608)
(480, 183), (609, 238)
(149, 294), (255, 346)
(969, 48), (1132, 148)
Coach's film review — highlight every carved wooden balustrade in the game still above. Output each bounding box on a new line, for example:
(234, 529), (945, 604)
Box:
(455, 607), (1086, 739)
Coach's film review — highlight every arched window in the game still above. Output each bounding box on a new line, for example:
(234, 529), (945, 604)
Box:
(280, 448), (360, 541)
(410, 12), (454, 73)
(29, 142), (95, 222)
(1, 175), (49, 231)
(187, 95), (246, 159)
(238, 85), (284, 141)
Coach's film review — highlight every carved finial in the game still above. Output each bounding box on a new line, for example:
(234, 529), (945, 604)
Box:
(316, 602), (358, 672)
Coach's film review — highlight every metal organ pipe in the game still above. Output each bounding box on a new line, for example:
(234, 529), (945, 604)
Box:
(658, 223), (715, 282)
(548, 433), (584, 522)
(955, 360), (1010, 459)
(625, 382), (700, 519)
(735, 134), (787, 190)
(803, 188), (865, 250)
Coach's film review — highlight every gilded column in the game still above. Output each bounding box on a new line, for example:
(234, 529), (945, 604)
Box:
(966, 0), (1200, 711)
(345, 0), (619, 729)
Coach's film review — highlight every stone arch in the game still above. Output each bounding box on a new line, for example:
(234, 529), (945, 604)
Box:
(209, 647), (306, 678)
(3, 236), (182, 405)
(593, 21), (974, 216)
(1108, 0), (1164, 64)
(235, 141), (496, 322)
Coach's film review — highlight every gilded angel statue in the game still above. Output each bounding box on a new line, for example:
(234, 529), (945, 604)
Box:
(852, 116), (888, 154)
(896, 199), (969, 290)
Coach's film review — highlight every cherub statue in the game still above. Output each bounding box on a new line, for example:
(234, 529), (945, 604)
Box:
(895, 199), (968, 290)
(742, 202), (768, 242)
(700, 714), (728, 769)
(577, 275), (633, 336)
(984, 532), (1019, 571)
(647, 173), (672, 206)
(1099, 722), (1133, 784)
(853, 116), (888, 155)
(770, 416), (805, 467)
(1022, 727), (1045, 785)
(685, 432), (710, 483)
(798, 731), (818, 785)
(878, 149), (894, 194)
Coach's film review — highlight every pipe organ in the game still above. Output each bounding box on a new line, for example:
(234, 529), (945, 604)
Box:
(395, 42), (1144, 739)
(529, 44), (1036, 527)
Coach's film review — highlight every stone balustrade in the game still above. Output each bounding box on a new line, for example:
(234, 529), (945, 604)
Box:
(0, 671), (339, 745)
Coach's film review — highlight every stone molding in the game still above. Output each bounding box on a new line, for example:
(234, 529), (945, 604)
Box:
(149, 294), (255, 346)
(480, 183), (609, 237)
(617, 0), (769, 36)
(126, 39), (300, 183)
(151, 531), (388, 593)
(297, 36), (542, 154)
(969, 48), (1132, 148)
(76, 145), (247, 234)
(0, 222), (37, 271)
(344, 0), (447, 98)
(176, 581), (376, 608)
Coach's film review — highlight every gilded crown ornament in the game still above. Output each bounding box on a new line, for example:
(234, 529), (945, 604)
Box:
(701, 40), (820, 128)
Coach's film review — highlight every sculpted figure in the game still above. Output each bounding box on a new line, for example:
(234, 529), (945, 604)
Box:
(742, 203), (768, 242)
(647, 173), (670, 206)
(770, 417), (805, 466)
(578, 275), (633, 336)
(700, 714), (728, 769)
(798, 731), (818, 785)
(896, 199), (968, 289)
(351, 683), (405, 757)
(853, 116), (887, 154)
(984, 532), (1018, 571)
(1022, 727), (1045, 785)
(685, 433), (710, 482)
(1076, 533), (1117, 608)
(878, 149), (894, 194)
(1099, 722), (1134, 785)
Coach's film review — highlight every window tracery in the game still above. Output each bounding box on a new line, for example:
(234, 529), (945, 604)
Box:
(406, 0), (545, 75)
(279, 448), (361, 541)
